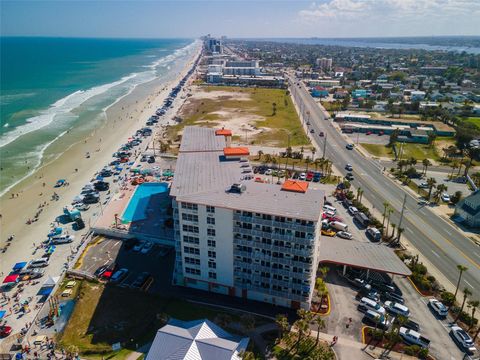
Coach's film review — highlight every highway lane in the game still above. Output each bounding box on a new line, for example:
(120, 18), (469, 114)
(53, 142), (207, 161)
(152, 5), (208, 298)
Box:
(288, 76), (480, 299)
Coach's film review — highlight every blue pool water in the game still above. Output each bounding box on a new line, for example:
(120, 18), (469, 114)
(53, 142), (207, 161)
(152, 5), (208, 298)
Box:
(122, 183), (169, 222)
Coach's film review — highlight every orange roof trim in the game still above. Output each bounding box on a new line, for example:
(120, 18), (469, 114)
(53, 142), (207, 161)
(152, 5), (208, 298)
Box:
(215, 129), (232, 136)
(281, 180), (309, 193)
(223, 147), (250, 156)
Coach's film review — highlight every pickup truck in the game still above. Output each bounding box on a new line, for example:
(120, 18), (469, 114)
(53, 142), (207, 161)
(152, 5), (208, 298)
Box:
(399, 327), (430, 348)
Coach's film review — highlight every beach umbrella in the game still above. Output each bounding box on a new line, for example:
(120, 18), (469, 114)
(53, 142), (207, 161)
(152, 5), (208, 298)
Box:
(96, 175), (104, 181)
(0, 310), (6, 319)
(141, 169), (152, 175)
(12, 262), (27, 271)
(46, 245), (56, 254)
(2, 274), (19, 285)
(15, 353), (24, 360)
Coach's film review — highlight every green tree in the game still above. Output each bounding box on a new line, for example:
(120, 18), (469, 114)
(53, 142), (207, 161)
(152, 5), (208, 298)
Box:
(257, 150), (264, 161)
(454, 288), (472, 323)
(467, 300), (479, 331)
(422, 159), (432, 176)
(454, 265), (469, 303)
(427, 177), (437, 200)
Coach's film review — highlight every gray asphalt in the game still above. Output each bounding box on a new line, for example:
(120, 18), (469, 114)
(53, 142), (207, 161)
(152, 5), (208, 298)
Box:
(288, 76), (480, 300)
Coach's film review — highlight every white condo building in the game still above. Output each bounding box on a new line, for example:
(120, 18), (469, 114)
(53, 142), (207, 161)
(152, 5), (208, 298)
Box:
(170, 127), (324, 309)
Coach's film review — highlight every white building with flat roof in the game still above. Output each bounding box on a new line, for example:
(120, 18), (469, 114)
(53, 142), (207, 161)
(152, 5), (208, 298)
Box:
(170, 126), (324, 309)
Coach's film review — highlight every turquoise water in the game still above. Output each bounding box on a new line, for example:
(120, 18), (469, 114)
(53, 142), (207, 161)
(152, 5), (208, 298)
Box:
(0, 37), (196, 195)
(122, 183), (169, 222)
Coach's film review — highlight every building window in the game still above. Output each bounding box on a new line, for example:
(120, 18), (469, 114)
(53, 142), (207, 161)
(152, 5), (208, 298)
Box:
(207, 239), (216, 247)
(181, 202), (198, 210)
(207, 217), (215, 225)
(183, 235), (199, 244)
(207, 228), (216, 236)
(185, 257), (200, 265)
(208, 250), (216, 258)
(208, 261), (216, 269)
(182, 225), (199, 234)
(208, 272), (217, 280)
(182, 213), (198, 222)
(185, 267), (201, 275)
(206, 205), (215, 213)
(184, 246), (200, 255)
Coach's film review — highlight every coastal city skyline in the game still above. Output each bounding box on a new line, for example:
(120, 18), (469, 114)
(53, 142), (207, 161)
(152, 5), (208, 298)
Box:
(1, 0), (480, 38)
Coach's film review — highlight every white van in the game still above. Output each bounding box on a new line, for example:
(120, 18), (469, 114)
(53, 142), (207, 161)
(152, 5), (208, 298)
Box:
(330, 221), (348, 232)
(51, 235), (74, 244)
(322, 205), (337, 214)
(28, 258), (49, 268)
(358, 297), (386, 315)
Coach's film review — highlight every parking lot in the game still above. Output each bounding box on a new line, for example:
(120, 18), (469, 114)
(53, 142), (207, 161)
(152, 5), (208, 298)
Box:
(317, 191), (465, 359)
(346, 132), (390, 146)
(411, 170), (470, 198)
(77, 237), (174, 294)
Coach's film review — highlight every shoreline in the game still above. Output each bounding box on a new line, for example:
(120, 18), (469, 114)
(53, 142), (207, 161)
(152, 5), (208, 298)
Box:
(0, 41), (201, 255)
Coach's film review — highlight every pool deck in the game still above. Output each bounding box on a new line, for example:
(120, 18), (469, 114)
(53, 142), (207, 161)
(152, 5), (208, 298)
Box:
(93, 180), (174, 243)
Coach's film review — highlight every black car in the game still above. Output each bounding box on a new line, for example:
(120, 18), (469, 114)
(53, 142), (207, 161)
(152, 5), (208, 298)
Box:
(74, 218), (85, 230)
(147, 156), (155, 163)
(131, 272), (151, 289)
(380, 291), (405, 305)
(124, 238), (139, 251)
(94, 181), (109, 191)
(399, 319), (420, 332)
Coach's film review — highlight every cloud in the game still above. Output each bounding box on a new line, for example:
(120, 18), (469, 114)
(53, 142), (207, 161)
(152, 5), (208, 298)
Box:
(298, 0), (480, 21)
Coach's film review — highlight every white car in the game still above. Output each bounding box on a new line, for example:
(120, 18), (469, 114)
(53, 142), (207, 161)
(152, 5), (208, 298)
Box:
(441, 193), (450, 202)
(345, 164), (353, 171)
(450, 325), (477, 355)
(385, 301), (410, 317)
(299, 172), (306, 180)
(140, 241), (153, 254)
(419, 182), (429, 189)
(337, 231), (353, 239)
(74, 203), (90, 211)
(428, 298), (448, 318)
(133, 241), (145, 252)
(348, 206), (358, 215)
(265, 169), (273, 176)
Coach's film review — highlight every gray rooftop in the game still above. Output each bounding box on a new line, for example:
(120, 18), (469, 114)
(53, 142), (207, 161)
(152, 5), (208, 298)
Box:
(171, 126), (324, 221)
(179, 126), (226, 153)
(318, 237), (412, 276)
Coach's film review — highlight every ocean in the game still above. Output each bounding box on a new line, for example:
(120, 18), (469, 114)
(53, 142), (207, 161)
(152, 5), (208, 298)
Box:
(0, 37), (196, 195)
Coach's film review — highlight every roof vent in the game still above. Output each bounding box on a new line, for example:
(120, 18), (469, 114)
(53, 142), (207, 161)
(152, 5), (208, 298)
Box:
(227, 183), (246, 194)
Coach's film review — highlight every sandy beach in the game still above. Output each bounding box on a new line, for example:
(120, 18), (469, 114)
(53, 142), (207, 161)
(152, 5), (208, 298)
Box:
(0, 42), (201, 277)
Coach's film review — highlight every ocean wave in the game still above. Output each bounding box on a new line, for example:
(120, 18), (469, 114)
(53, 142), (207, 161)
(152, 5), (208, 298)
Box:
(0, 74), (137, 148)
(0, 92), (37, 106)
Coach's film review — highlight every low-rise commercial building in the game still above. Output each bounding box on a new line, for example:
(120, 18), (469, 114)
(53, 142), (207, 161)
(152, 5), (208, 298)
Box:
(454, 191), (480, 228)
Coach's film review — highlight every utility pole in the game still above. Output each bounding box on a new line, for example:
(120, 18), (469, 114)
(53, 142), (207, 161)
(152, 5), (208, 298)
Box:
(397, 194), (407, 240)
(322, 134), (328, 159)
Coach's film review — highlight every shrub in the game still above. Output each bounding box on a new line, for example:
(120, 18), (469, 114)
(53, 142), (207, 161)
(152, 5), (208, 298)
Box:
(459, 312), (478, 327)
(427, 275), (436, 283)
(441, 291), (456, 306)
(368, 328), (384, 341)
(411, 263), (428, 275)
(404, 344), (421, 356)
(418, 348), (429, 359)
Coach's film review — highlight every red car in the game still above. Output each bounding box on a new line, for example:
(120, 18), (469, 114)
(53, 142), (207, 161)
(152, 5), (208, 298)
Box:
(0, 325), (12, 338)
(120, 157), (129, 163)
(306, 172), (314, 181)
(366, 131), (372, 135)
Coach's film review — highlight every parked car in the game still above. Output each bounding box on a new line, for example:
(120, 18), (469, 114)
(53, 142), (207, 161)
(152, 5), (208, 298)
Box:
(74, 203), (90, 211)
(366, 227), (382, 242)
(0, 325), (12, 338)
(140, 241), (153, 254)
(348, 206), (358, 215)
(321, 229), (336, 237)
(385, 301), (410, 317)
(28, 258), (49, 268)
(51, 235), (74, 245)
(441, 193), (451, 202)
(337, 231), (353, 239)
(363, 310), (392, 330)
(419, 182), (429, 188)
(111, 268), (129, 283)
(450, 325), (477, 355)
(133, 241), (145, 252)
(358, 297), (386, 315)
(299, 172), (306, 180)
(428, 298), (448, 318)
(401, 319), (420, 332)
(399, 327), (430, 348)
(131, 272), (152, 289)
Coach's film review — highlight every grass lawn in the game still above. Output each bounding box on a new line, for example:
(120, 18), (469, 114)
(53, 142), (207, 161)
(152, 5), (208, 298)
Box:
(58, 281), (259, 359)
(463, 117), (480, 130)
(361, 143), (441, 161)
(170, 86), (309, 147)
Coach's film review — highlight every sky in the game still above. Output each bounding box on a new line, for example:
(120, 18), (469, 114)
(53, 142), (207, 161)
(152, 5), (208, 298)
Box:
(1, 0), (480, 38)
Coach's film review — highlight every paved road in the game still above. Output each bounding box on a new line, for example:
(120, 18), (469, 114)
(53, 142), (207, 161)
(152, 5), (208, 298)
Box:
(288, 76), (480, 300)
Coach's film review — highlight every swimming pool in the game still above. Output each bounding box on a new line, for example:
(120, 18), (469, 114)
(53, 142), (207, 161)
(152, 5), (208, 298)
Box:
(122, 183), (169, 222)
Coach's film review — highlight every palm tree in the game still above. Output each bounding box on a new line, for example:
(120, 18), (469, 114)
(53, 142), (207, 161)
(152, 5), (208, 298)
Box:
(257, 150), (264, 161)
(449, 162), (459, 179)
(311, 147), (317, 160)
(314, 158), (322, 172)
(275, 314), (289, 343)
(454, 265), (469, 302)
(427, 177), (437, 200)
(454, 288), (472, 322)
(467, 300), (479, 331)
(422, 159), (432, 176)
(396, 227), (404, 244)
(305, 156), (311, 172)
(433, 184), (448, 203)
(386, 208), (394, 236)
(356, 187), (362, 201)
(391, 223), (396, 238)
(314, 315), (326, 345)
